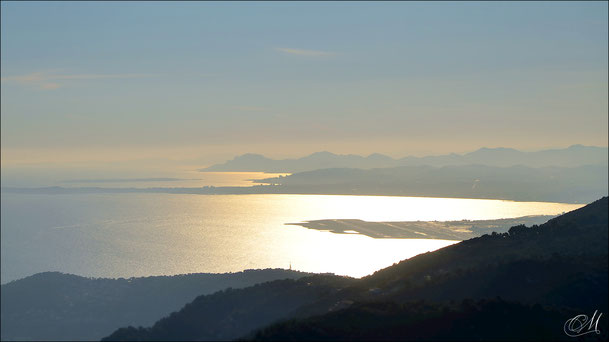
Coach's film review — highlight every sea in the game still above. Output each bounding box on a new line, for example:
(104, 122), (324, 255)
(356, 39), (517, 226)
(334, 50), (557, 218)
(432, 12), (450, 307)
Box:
(0, 172), (583, 283)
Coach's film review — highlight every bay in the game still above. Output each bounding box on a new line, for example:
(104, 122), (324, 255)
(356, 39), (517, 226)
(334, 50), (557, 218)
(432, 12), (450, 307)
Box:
(0, 192), (582, 283)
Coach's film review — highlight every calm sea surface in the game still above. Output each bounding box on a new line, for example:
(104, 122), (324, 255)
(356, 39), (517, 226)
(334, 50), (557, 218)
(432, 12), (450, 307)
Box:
(0, 191), (583, 283)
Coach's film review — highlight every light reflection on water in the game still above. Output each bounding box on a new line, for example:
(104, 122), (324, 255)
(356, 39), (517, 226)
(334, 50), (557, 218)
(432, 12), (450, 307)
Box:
(0, 193), (583, 282)
(0, 168), (290, 188)
(61, 172), (291, 188)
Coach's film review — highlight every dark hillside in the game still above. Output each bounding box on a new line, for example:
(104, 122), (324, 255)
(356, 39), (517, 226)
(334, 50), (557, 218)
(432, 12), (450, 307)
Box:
(103, 198), (608, 341)
(0, 269), (310, 341)
(102, 274), (353, 341)
(250, 299), (596, 341)
(251, 197), (608, 340)
(364, 197), (608, 290)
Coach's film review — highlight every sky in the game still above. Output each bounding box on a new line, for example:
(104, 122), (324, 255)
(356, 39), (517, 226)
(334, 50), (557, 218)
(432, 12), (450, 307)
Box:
(1, 1), (608, 170)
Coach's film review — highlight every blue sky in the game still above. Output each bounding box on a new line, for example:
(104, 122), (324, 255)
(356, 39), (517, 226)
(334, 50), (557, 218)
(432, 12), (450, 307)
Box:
(1, 1), (607, 166)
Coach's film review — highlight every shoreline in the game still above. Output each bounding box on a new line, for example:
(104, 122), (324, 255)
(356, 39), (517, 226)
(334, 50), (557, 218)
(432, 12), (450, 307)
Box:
(0, 185), (593, 205)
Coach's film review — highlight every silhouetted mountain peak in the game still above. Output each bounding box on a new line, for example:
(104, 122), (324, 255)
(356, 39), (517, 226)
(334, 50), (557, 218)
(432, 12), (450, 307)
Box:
(303, 151), (339, 159)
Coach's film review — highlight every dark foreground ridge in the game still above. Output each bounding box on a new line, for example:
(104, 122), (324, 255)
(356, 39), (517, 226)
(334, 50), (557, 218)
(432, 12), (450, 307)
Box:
(250, 299), (582, 341)
(104, 197), (608, 341)
(0, 269), (310, 341)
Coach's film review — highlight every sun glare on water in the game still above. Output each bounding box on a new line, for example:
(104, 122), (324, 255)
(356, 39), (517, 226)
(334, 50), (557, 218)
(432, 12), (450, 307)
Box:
(0, 193), (584, 281)
(169, 194), (582, 278)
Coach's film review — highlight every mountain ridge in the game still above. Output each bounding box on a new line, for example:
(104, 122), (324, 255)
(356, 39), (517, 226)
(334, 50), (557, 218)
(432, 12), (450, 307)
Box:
(202, 145), (608, 172)
(0, 269), (311, 341)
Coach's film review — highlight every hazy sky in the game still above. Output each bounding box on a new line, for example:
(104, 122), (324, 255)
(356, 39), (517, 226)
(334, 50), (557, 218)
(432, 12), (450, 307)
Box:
(1, 1), (607, 167)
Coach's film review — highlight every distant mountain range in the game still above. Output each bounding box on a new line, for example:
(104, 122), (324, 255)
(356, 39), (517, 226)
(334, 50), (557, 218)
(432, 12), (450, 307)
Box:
(103, 197), (608, 341)
(201, 145), (608, 173)
(5, 145), (605, 203)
